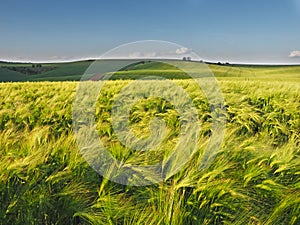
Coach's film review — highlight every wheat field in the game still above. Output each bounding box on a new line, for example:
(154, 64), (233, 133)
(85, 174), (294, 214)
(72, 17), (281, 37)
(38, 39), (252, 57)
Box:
(0, 80), (299, 224)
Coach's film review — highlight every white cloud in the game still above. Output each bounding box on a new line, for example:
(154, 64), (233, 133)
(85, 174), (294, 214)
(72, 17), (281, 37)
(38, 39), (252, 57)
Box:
(129, 52), (142, 58)
(289, 51), (300, 58)
(175, 47), (191, 55)
(128, 51), (157, 58)
(144, 52), (157, 57)
(50, 55), (72, 60)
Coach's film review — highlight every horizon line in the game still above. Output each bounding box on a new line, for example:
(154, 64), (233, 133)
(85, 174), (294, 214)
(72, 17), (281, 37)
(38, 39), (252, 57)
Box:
(1, 57), (300, 66)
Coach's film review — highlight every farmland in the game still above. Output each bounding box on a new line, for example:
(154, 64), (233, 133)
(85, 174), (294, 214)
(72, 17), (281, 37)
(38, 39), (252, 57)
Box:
(0, 61), (299, 224)
(1, 60), (300, 81)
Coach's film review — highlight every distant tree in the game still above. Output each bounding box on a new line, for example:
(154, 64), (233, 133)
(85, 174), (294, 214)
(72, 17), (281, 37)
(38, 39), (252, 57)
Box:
(183, 57), (191, 61)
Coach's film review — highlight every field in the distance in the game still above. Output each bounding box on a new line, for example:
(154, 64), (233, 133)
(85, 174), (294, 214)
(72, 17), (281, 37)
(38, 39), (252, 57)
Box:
(1, 60), (300, 81)
(0, 62), (299, 225)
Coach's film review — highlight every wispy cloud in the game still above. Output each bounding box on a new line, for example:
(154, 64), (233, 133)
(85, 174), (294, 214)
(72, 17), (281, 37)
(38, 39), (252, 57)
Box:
(175, 47), (191, 55)
(128, 52), (157, 58)
(289, 51), (300, 58)
(50, 55), (71, 60)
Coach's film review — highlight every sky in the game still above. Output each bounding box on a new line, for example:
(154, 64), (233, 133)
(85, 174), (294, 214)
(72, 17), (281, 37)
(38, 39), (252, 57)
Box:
(1, 0), (300, 64)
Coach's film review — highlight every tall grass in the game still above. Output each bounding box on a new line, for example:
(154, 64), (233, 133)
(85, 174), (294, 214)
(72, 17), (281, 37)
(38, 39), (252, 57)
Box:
(0, 80), (299, 224)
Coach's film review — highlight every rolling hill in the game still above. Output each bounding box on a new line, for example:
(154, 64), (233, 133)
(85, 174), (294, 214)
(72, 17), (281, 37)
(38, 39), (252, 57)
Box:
(0, 60), (299, 82)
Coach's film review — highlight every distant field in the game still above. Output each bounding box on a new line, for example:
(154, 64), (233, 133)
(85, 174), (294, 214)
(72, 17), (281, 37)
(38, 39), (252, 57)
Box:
(0, 60), (300, 81)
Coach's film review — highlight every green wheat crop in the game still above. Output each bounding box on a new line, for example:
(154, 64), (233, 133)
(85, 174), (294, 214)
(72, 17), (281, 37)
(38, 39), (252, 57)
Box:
(0, 80), (299, 225)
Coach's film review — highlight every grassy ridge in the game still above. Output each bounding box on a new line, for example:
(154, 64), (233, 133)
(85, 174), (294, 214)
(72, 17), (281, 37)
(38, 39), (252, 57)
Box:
(0, 80), (299, 224)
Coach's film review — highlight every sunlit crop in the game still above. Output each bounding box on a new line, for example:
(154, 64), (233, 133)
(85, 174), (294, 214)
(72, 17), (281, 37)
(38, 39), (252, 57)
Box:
(0, 80), (299, 224)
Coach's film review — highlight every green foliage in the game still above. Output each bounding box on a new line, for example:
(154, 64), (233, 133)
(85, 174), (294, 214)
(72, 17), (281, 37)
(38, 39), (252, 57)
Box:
(0, 80), (299, 224)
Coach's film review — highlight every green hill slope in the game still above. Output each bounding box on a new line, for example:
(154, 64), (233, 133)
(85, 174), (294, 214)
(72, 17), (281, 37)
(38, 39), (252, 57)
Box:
(28, 61), (93, 81)
(0, 67), (28, 81)
(0, 60), (93, 82)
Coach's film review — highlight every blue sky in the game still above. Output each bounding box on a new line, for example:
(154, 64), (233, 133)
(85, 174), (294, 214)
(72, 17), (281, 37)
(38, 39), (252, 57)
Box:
(1, 0), (300, 64)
